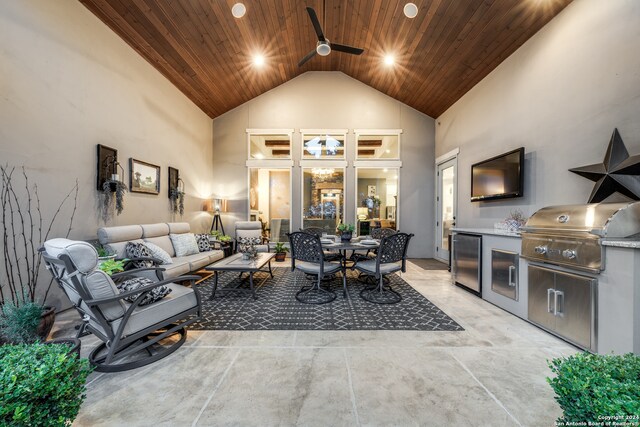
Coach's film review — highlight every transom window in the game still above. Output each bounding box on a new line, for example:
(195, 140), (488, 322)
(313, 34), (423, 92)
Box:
(249, 132), (292, 160)
(356, 131), (400, 160)
(301, 131), (346, 159)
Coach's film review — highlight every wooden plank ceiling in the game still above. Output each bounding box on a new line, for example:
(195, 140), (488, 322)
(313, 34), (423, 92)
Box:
(80, 0), (572, 119)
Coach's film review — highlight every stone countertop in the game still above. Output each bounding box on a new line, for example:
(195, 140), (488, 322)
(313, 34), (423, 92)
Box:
(451, 227), (521, 238)
(601, 235), (640, 249)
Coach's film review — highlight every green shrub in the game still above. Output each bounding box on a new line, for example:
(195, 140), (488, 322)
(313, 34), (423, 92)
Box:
(548, 352), (640, 423)
(0, 343), (93, 426)
(0, 300), (43, 344)
(98, 259), (125, 276)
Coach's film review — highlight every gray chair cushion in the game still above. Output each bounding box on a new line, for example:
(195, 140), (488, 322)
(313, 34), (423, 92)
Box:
(296, 261), (342, 275)
(354, 260), (401, 275)
(84, 270), (127, 321)
(98, 225), (143, 245)
(111, 283), (198, 337)
(44, 238), (98, 274)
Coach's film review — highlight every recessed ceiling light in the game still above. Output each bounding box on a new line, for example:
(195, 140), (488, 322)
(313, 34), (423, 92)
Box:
(383, 168), (389, 173)
(253, 54), (265, 67)
(384, 55), (395, 66)
(385, 149), (391, 153)
(403, 3), (418, 18)
(231, 3), (246, 19)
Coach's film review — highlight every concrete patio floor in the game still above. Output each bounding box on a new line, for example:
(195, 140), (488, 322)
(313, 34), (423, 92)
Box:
(53, 260), (577, 426)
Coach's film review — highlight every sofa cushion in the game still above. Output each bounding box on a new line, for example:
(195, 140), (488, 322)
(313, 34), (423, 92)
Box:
(98, 225), (143, 245)
(170, 233), (199, 257)
(141, 223), (170, 238)
(168, 222), (190, 234)
(144, 242), (172, 265)
(125, 242), (154, 268)
(144, 235), (175, 257)
(111, 283), (197, 337)
(159, 262), (191, 279)
(195, 234), (212, 252)
(105, 239), (144, 259)
(206, 250), (224, 264)
(172, 253), (212, 272)
(116, 276), (172, 306)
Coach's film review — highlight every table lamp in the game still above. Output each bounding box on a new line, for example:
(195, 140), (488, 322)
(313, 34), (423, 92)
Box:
(357, 207), (368, 220)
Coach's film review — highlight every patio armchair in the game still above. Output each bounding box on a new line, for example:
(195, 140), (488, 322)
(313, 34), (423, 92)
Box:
(41, 238), (203, 372)
(351, 227), (398, 263)
(353, 232), (413, 304)
(235, 221), (270, 253)
(287, 231), (347, 304)
(299, 227), (342, 262)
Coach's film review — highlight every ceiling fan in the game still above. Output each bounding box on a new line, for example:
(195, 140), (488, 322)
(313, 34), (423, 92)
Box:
(298, 4), (365, 67)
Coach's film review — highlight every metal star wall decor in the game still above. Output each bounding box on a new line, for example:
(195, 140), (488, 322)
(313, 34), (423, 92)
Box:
(569, 128), (640, 203)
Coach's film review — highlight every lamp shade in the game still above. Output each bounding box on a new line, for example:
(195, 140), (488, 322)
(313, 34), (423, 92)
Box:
(203, 199), (214, 212)
(357, 207), (369, 220)
(214, 198), (228, 213)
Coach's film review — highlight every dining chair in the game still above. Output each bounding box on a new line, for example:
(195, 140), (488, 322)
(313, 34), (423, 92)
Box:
(287, 231), (347, 304)
(300, 227), (342, 262)
(351, 227), (398, 263)
(353, 232), (414, 304)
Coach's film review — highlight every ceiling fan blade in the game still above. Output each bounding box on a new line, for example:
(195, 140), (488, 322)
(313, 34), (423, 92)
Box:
(306, 7), (326, 42)
(331, 43), (364, 55)
(298, 49), (317, 67)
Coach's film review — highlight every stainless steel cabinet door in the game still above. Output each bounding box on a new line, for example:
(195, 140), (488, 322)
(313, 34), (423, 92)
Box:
(452, 234), (481, 293)
(528, 265), (556, 331)
(554, 271), (595, 350)
(491, 250), (518, 300)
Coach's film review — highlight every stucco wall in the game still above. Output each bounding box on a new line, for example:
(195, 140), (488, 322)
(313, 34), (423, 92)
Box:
(212, 72), (436, 258)
(435, 0), (640, 227)
(0, 0), (214, 309)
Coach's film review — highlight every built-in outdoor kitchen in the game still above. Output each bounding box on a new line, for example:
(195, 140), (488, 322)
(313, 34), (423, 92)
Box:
(453, 202), (640, 355)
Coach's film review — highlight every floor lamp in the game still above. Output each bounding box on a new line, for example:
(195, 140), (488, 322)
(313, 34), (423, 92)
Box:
(206, 198), (227, 235)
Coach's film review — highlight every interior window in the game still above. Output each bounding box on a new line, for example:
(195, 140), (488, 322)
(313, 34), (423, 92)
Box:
(248, 168), (291, 243)
(356, 168), (398, 236)
(302, 168), (345, 233)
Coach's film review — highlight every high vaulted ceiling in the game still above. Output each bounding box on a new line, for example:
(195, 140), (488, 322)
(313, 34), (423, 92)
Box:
(80, 0), (572, 119)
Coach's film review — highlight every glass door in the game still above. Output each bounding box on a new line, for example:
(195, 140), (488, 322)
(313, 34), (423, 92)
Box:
(435, 158), (457, 263)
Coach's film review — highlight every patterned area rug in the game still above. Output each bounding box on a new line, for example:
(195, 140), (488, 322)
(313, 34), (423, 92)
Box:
(190, 267), (463, 331)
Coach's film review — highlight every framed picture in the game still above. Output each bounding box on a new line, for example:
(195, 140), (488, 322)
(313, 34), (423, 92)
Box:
(368, 185), (377, 197)
(130, 158), (160, 195)
(96, 144), (118, 191)
(168, 167), (179, 199)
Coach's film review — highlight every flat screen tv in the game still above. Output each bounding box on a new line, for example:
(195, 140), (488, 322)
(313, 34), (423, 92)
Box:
(471, 147), (524, 202)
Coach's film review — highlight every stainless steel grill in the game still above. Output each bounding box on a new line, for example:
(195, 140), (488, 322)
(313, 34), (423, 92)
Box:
(521, 202), (640, 272)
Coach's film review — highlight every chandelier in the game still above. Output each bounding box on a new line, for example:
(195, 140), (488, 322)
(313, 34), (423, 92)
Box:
(311, 168), (335, 177)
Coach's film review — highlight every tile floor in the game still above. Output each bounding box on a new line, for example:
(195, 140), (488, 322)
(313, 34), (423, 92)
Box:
(52, 260), (577, 427)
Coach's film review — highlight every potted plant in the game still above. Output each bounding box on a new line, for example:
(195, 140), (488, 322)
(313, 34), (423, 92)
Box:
(547, 352), (640, 422)
(1, 165), (78, 342)
(98, 259), (126, 276)
(169, 187), (185, 216)
(95, 244), (116, 266)
(274, 242), (289, 262)
(0, 343), (92, 426)
(337, 223), (356, 242)
(101, 177), (126, 222)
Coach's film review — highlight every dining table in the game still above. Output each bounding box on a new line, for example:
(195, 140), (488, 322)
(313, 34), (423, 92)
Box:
(320, 237), (380, 268)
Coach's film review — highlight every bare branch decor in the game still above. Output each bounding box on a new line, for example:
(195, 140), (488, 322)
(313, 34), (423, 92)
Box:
(0, 165), (78, 306)
(168, 167), (184, 216)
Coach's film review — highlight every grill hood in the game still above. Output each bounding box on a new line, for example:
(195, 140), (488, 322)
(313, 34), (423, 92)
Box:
(522, 202), (640, 238)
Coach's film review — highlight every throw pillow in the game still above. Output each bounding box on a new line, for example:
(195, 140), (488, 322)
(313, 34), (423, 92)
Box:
(170, 233), (200, 257)
(144, 242), (173, 265)
(116, 276), (172, 306)
(237, 236), (262, 253)
(125, 242), (154, 268)
(194, 234), (212, 252)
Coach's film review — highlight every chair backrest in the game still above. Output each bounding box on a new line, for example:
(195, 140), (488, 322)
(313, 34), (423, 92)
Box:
(299, 227), (324, 237)
(371, 227), (397, 240)
(97, 222), (190, 258)
(42, 238), (126, 340)
(287, 232), (324, 265)
(376, 232), (414, 269)
(235, 221), (262, 240)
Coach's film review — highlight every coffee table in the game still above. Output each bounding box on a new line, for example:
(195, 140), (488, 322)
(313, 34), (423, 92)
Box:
(204, 252), (275, 299)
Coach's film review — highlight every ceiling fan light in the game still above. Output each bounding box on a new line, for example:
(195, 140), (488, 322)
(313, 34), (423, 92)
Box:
(403, 3), (418, 18)
(316, 42), (331, 56)
(231, 3), (246, 19)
